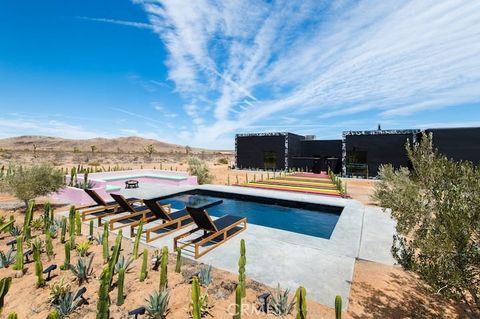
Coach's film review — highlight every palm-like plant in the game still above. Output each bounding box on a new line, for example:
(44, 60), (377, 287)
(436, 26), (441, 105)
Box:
(70, 254), (94, 285)
(145, 290), (170, 319)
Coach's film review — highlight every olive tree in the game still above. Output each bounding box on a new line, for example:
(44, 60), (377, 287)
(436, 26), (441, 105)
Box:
(187, 156), (213, 184)
(0, 163), (65, 206)
(372, 133), (480, 317)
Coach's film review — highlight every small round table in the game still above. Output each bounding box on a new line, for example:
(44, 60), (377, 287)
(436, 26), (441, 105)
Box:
(125, 180), (139, 189)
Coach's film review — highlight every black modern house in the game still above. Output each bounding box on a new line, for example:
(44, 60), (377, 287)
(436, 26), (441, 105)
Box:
(235, 127), (480, 178)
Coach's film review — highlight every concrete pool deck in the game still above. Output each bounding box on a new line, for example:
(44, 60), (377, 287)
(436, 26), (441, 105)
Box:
(61, 183), (396, 310)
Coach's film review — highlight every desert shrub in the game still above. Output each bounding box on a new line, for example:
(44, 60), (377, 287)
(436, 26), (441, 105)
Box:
(187, 157), (213, 185)
(372, 133), (480, 316)
(217, 158), (229, 165)
(0, 163), (64, 205)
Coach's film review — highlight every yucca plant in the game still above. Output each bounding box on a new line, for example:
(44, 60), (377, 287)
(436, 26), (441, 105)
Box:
(145, 290), (170, 319)
(198, 264), (212, 287)
(53, 289), (83, 317)
(0, 249), (15, 268)
(270, 284), (295, 316)
(75, 240), (91, 257)
(70, 255), (94, 285)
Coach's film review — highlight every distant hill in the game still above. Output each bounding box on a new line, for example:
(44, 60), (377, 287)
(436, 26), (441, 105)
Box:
(0, 136), (229, 154)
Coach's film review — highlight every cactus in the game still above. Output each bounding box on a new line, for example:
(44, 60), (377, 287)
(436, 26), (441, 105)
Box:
(0, 277), (12, 313)
(12, 236), (23, 271)
(60, 240), (71, 270)
(140, 249), (148, 282)
(23, 200), (34, 239)
(102, 223), (109, 263)
(335, 295), (342, 319)
(159, 246), (168, 291)
(116, 266), (125, 306)
(68, 206), (76, 248)
(107, 230), (122, 286)
(75, 211), (82, 236)
(238, 239), (246, 298)
(234, 284), (242, 319)
(295, 286), (307, 319)
(46, 310), (60, 319)
(132, 219), (144, 259)
(32, 239), (45, 287)
(191, 276), (201, 319)
(60, 217), (67, 243)
(7, 312), (17, 319)
(43, 202), (52, 233)
(96, 267), (111, 319)
(175, 248), (181, 273)
(89, 220), (94, 239)
(46, 231), (54, 260)
(83, 172), (89, 190)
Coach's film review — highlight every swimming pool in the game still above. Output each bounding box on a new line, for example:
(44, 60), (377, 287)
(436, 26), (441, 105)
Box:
(160, 192), (342, 239)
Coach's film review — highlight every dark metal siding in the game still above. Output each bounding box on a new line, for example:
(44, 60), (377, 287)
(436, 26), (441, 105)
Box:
(235, 135), (286, 170)
(425, 127), (480, 165)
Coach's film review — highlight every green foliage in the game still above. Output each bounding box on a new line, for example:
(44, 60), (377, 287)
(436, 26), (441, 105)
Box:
(23, 200), (34, 239)
(191, 276), (201, 319)
(175, 249), (181, 273)
(270, 284), (295, 316)
(31, 217), (44, 231)
(68, 206), (76, 248)
(198, 264), (212, 287)
(114, 255), (133, 274)
(76, 240), (91, 257)
(102, 223), (109, 263)
(0, 249), (15, 268)
(43, 202), (52, 233)
(96, 267), (111, 319)
(32, 239), (45, 287)
(70, 255), (94, 285)
(238, 239), (246, 298)
(145, 290), (170, 319)
(335, 295), (342, 319)
(234, 284), (241, 319)
(75, 211), (82, 236)
(9, 225), (21, 237)
(0, 277), (12, 313)
(49, 278), (71, 305)
(159, 246), (168, 291)
(295, 287), (307, 319)
(12, 236), (23, 271)
(0, 163), (64, 204)
(7, 312), (17, 319)
(140, 249), (148, 282)
(60, 240), (71, 271)
(372, 133), (480, 314)
(187, 157), (213, 185)
(217, 157), (229, 165)
(47, 310), (61, 319)
(89, 220), (94, 240)
(60, 217), (67, 243)
(46, 231), (54, 260)
(116, 267), (125, 306)
(133, 219), (144, 259)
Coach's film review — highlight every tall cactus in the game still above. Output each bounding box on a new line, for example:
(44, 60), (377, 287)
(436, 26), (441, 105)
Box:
(0, 277), (12, 313)
(46, 231), (54, 260)
(234, 284), (242, 319)
(43, 202), (52, 233)
(60, 240), (71, 270)
(68, 206), (76, 248)
(83, 172), (89, 190)
(46, 310), (60, 319)
(96, 266), (111, 319)
(23, 200), (34, 240)
(132, 219), (144, 259)
(7, 312), (18, 319)
(107, 230), (122, 286)
(102, 222), (109, 263)
(32, 240), (45, 287)
(75, 211), (82, 236)
(116, 267), (125, 306)
(12, 236), (23, 271)
(140, 249), (148, 282)
(60, 217), (67, 243)
(175, 248), (182, 273)
(238, 239), (246, 298)
(191, 276), (201, 319)
(159, 246), (168, 291)
(295, 286), (307, 319)
(89, 220), (94, 240)
(335, 295), (342, 319)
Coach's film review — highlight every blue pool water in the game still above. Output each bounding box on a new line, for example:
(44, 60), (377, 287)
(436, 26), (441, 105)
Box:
(161, 194), (341, 239)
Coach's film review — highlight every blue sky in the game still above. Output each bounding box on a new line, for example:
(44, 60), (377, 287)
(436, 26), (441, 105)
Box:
(0, 0), (479, 149)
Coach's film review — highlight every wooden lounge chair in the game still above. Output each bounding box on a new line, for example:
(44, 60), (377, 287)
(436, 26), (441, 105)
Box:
(132, 199), (193, 242)
(107, 194), (168, 232)
(79, 189), (140, 224)
(173, 208), (247, 258)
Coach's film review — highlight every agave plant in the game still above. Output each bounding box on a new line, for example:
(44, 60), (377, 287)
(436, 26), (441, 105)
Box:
(0, 249), (15, 268)
(75, 240), (91, 257)
(198, 264), (212, 287)
(31, 217), (44, 231)
(94, 232), (105, 245)
(70, 254), (94, 285)
(9, 225), (22, 237)
(269, 284), (295, 316)
(48, 223), (59, 238)
(145, 290), (170, 319)
(53, 289), (83, 317)
(115, 255), (134, 274)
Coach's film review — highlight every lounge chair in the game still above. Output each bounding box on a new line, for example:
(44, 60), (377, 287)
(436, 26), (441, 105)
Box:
(132, 199), (193, 242)
(79, 189), (140, 224)
(173, 208), (247, 258)
(107, 194), (168, 232)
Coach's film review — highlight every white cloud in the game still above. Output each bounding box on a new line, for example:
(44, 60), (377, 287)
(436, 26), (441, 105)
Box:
(77, 16), (153, 30)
